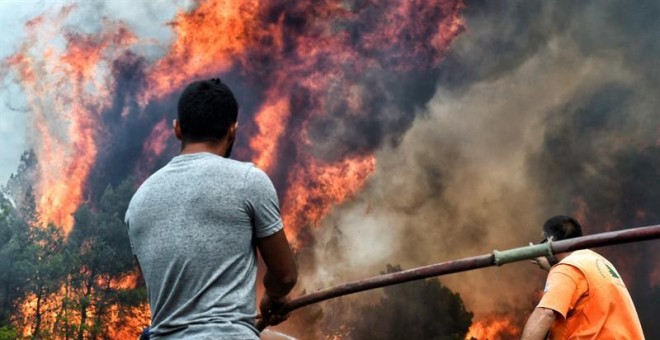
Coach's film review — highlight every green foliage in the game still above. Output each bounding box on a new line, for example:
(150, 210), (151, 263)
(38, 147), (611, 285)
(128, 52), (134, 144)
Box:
(68, 180), (136, 279)
(0, 188), (32, 325)
(346, 265), (473, 340)
(116, 287), (148, 308)
(0, 325), (18, 340)
(5, 151), (38, 224)
(0, 159), (145, 339)
(64, 178), (140, 339)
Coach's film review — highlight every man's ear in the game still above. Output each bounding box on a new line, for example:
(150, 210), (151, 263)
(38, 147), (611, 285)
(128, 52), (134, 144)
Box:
(228, 122), (238, 141)
(173, 119), (183, 141)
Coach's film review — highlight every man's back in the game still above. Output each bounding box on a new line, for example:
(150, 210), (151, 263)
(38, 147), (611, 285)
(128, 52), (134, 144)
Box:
(540, 249), (644, 339)
(126, 152), (283, 339)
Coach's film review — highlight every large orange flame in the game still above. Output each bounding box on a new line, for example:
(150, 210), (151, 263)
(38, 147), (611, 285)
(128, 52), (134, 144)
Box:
(17, 275), (149, 339)
(281, 155), (376, 245)
(142, 0), (261, 102)
(7, 8), (135, 233)
(465, 315), (522, 340)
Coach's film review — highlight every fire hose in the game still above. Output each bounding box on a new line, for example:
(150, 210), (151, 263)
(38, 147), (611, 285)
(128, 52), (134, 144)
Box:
(257, 224), (660, 331)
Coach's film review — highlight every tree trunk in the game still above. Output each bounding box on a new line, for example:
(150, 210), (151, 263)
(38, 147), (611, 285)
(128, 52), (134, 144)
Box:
(31, 286), (43, 340)
(1, 255), (16, 323)
(77, 272), (95, 340)
(1, 274), (8, 322)
(90, 276), (112, 340)
(53, 275), (71, 339)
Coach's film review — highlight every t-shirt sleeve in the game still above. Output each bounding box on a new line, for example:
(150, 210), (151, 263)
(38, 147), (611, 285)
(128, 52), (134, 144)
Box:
(244, 166), (284, 239)
(537, 264), (587, 319)
(124, 207), (136, 255)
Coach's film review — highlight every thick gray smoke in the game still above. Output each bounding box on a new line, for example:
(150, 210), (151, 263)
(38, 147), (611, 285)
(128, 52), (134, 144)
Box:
(301, 0), (660, 336)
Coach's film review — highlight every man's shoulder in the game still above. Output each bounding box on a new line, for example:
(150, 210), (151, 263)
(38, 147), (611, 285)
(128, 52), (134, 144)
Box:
(554, 249), (607, 279)
(552, 253), (589, 279)
(132, 155), (257, 198)
(167, 153), (257, 179)
(187, 153), (254, 171)
(216, 159), (265, 186)
(564, 249), (604, 264)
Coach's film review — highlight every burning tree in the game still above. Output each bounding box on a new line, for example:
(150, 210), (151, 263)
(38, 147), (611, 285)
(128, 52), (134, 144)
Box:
(345, 264), (472, 340)
(0, 186), (31, 338)
(64, 179), (143, 339)
(0, 154), (147, 339)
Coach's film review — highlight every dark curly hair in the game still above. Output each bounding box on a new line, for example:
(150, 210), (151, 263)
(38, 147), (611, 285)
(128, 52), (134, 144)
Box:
(542, 215), (583, 241)
(177, 78), (239, 144)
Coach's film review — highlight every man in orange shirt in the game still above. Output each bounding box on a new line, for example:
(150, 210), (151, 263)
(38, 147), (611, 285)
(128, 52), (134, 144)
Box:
(521, 215), (645, 339)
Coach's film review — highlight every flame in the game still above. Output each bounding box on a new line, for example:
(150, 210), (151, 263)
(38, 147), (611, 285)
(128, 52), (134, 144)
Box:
(6, 0), (466, 337)
(107, 302), (151, 339)
(282, 155), (376, 246)
(142, 0), (261, 102)
(250, 94), (291, 171)
(143, 119), (171, 160)
(465, 315), (521, 340)
(136, 118), (172, 182)
(128, 0), (465, 247)
(7, 0), (465, 241)
(17, 274), (149, 339)
(6, 8), (136, 233)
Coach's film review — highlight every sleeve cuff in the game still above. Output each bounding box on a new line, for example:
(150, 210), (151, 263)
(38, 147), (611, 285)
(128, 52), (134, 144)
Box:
(256, 219), (284, 239)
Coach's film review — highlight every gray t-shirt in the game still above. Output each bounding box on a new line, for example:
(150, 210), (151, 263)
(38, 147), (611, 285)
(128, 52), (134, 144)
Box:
(125, 152), (283, 339)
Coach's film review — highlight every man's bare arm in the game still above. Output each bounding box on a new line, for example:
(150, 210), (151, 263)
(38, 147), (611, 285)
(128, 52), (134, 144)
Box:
(257, 230), (297, 325)
(257, 229), (297, 298)
(521, 307), (556, 340)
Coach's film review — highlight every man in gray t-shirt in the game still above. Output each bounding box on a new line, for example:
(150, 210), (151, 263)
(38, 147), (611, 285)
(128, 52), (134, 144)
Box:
(125, 79), (297, 339)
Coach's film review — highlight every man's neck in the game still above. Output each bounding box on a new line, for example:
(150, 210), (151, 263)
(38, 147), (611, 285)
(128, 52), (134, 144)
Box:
(555, 252), (572, 262)
(180, 141), (230, 158)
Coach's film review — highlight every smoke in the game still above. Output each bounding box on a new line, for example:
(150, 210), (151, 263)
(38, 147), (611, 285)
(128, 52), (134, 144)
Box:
(302, 0), (660, 333)
(0, 1), (187, 184)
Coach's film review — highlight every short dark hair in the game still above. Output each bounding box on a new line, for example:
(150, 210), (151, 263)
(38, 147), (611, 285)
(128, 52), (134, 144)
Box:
(542, 215), (583, 241)
(177, 78), (239, 144)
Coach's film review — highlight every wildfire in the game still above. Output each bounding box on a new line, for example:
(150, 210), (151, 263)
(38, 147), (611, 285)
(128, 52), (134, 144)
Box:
(17, 276), (149, 339)
(281, 155), (376, 245)
(250, 93), (291, 171)
(5, 0), (658, 339)
(6, 8), (136, 234)
(142, 0), (261, 103)
(5, 0), (466, 338)
(137, 0), (465, 246)
(465, 315), (521, 340)
(136, 118), (172, 182)
(107, 302), (151, 340)
(6, 0), (465, 241)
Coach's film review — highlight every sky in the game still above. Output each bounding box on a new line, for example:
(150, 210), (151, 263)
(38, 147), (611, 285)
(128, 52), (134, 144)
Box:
(0, 0), (44, 185)
(0, 0), (191, 185)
